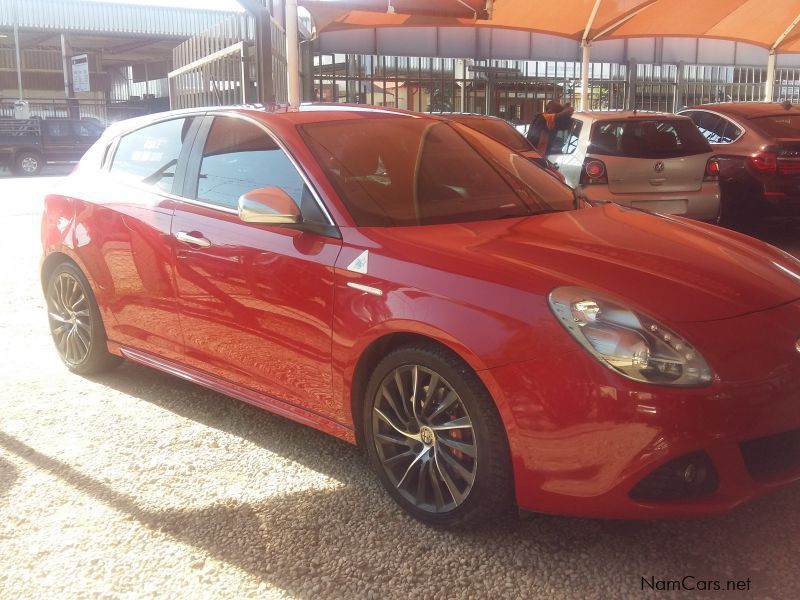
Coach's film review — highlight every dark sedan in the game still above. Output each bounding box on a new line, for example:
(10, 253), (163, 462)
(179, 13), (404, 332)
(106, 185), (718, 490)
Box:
(680, 102), (800, 228)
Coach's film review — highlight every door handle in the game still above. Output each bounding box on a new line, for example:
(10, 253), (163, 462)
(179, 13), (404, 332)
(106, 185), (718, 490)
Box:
(175, 231), (211, 248)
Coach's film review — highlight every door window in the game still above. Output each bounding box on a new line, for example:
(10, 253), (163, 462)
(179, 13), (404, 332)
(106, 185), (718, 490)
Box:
(549, 119), (582, 155)
(45, 121), (73, 138)
(74, 121), (103, 138)
(110, 117), (195, 193)
(194, 116), (325, 222)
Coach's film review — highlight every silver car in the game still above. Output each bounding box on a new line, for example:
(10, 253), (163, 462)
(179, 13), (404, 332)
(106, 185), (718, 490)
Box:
(545, 112), (721, 221)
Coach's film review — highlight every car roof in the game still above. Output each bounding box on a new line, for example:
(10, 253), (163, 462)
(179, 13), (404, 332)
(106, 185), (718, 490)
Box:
(686, 102), (797, 119)
(573, 111), (692, 122)
(106, 103), (449, 137)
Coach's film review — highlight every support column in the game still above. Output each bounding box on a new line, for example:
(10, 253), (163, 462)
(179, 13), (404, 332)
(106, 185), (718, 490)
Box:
(60, 33), (71, 100)
(625, 60), (637, 111)
(765, 50), (777, 102)
(286, 0), (300, 107)
(580, 41), (591, 111)
(674, 61), (686, 112)
(13, 22), (23, 99)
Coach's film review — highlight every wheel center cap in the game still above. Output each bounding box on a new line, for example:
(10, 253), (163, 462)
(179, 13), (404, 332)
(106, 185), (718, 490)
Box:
(419, 426), (435, 446)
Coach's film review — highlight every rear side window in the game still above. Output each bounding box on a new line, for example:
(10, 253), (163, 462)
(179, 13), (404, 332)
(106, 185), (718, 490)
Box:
(110, 117), (195, 193)
(687, 111), (742, 144)
(589, 118), (711, 158)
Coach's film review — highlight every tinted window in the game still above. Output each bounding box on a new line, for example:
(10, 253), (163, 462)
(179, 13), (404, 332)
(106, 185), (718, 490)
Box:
(45, 121), (73, 138)
(750, 114), (800, 137)
(110, 117), (194, 193)
(589, 119), (711, 158)
(195, 117), (324, 221)
(74, 122), (103, 138)
(549, 119), (582, 155)
(300, 117), (575, 227)
(688, 111), (742, 144)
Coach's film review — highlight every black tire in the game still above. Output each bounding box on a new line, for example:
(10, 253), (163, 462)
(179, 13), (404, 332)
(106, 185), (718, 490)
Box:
(15, 151), (42, 176)
(363, 343), (513, 528)
(45, 261), (122, 375)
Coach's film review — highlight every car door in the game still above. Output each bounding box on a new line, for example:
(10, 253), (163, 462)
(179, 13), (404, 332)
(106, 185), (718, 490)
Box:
(72, 120), (104, 160)
(546, 118), (584, 187)
(170, 113), (343, 421)
(92, 115), (201, 362)
(42, 120), (74, 163)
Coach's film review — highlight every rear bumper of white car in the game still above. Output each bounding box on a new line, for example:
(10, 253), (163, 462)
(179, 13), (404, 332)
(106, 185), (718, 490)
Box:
(578, 182), (721, 222)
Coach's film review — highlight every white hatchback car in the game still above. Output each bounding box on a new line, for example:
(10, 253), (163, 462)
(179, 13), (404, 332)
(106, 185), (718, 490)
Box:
(545, 112), (721, 221)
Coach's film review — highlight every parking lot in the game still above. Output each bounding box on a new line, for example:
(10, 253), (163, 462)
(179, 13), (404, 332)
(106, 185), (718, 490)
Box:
(1, 173), (799, 599)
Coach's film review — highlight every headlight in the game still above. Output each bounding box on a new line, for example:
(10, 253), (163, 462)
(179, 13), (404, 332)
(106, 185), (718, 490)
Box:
(548, 287), (713, 386)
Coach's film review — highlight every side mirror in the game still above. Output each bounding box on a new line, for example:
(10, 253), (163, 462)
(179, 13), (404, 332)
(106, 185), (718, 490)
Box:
(238, 187), (301, 225)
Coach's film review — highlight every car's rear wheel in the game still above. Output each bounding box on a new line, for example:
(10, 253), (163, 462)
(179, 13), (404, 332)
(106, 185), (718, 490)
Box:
(15, 151), (42, 176)
(363, 343), (513, 528)
(46, 262), (122, 374)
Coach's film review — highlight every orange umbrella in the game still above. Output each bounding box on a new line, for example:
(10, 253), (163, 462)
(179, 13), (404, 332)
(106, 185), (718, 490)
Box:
(301, 0), (800, 51)
(300, 0), (800, 106)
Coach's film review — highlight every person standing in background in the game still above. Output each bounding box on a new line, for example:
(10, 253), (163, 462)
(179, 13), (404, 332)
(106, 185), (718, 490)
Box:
(526, 100), (574, 154)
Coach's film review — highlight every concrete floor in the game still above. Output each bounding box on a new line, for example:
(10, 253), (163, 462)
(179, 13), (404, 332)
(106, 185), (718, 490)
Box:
(1, 172), (799, 599)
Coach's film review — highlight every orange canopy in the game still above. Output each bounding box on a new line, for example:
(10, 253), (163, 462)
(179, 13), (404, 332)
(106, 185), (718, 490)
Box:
(301, 0), (800, 53)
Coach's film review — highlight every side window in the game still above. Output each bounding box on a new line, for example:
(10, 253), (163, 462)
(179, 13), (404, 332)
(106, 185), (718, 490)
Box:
(549, 119), (583, 155)
(691, 111), (741, 144)
(45, 121), (73, 138)
(110, 117), (194, 193)
(74, 122), (102, 138)
(195, 116), (324, 222)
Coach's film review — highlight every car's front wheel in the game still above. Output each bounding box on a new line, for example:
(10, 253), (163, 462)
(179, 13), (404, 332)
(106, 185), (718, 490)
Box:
(45, 262), (122, 374)
(363, 343), (513, 528)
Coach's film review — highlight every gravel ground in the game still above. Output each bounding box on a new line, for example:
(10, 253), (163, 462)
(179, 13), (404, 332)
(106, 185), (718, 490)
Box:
(1, 173), (799, 599)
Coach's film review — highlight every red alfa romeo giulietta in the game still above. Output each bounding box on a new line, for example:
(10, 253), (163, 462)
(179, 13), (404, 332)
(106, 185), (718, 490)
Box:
(41, 105), (800, 527)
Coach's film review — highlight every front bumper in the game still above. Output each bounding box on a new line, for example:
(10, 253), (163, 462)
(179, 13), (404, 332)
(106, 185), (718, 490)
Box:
(579, 182), (721, 222)
(482, 300), (800, 519)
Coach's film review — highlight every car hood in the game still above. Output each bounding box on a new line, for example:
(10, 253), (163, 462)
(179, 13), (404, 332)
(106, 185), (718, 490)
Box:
(361, 204), (800, 323)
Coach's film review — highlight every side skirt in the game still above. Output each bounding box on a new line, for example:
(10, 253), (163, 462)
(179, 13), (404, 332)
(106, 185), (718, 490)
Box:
(110, 342), (357, 445)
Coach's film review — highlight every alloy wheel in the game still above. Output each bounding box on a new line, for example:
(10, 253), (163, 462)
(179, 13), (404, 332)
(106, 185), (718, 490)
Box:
(47, 272), (92, 365)
(371, 365), (477, 513)
(21, 156), (39, 174)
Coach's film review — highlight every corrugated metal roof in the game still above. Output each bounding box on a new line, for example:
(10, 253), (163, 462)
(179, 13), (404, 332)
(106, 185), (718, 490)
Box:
(0, 0), (238, 39)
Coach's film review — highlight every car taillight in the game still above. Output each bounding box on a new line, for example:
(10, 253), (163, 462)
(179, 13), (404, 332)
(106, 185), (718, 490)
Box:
(704, 158), (720, 181)
(580, 159), (608, 184)
(748, 151), (778, 176)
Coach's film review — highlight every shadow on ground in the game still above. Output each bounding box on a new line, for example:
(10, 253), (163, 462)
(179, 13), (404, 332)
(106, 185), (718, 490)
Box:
(0, 360), (793, 597)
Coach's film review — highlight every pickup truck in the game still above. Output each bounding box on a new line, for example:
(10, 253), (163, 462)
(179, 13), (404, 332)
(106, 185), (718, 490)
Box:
(0, 118), (104, 176)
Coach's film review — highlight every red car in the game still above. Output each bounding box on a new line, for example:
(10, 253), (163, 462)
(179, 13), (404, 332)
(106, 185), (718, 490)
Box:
(41, 105), (800, 527)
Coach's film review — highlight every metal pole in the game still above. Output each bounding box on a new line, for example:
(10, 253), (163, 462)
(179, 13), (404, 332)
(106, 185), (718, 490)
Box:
(286, 0), (300, 106)
(765, 50), (777, 102)
(580, 42), (591, 111)
(13, 22), (23, 99)
(61, 33), (71, 100)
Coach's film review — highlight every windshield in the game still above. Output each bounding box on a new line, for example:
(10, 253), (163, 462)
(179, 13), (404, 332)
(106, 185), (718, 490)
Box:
(750, 114), (800, 138)
(590, 118), (711, 159)
(445, 115), (532, 153)
(299, 116), (574, 227)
